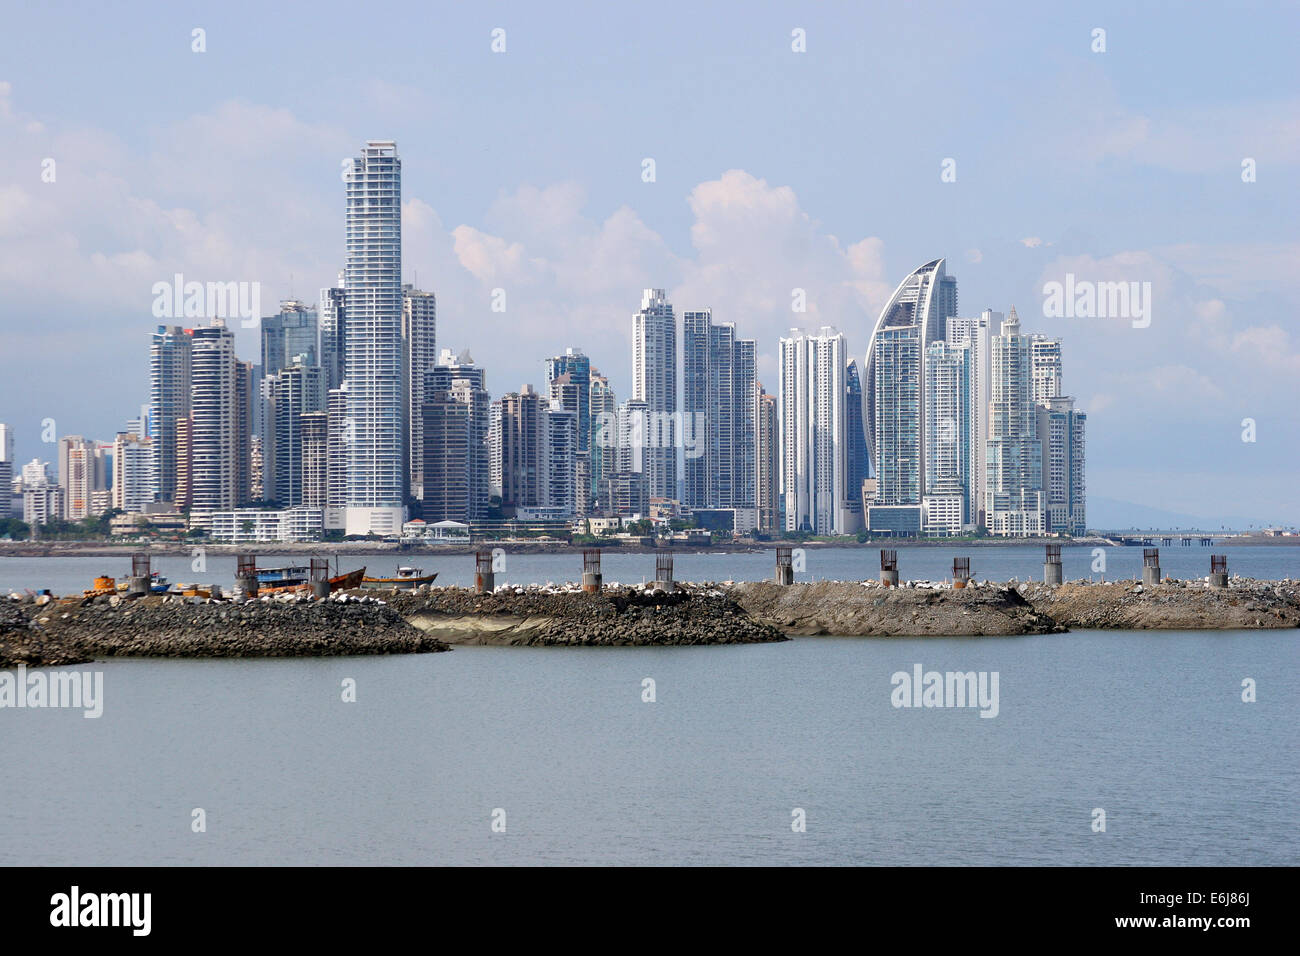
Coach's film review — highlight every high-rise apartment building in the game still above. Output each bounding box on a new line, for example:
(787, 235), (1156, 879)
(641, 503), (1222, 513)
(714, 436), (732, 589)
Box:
(844, 360), (868, 522)
(402, 285), (437, 504)
(343, 141), (404, 536)
(946, 311), (997, 528)
(266, 358), (326, 506)
(189, 320), (242, 511)
(325, 385), (349, 528)
(588, 371), (617, 502)
(1037, 396), (1086, 535)
(755, 385), (779, 533)
(299, 412), (329, 510)
(546, 348), (591, 496)
(682, 310), (757, 515)
(421, 393), (471, 523)
(1030, 335), (1063, 404)
(112, 432), (156, 514)
(427, 349), (490, 521)
(779, 327), (857, 535)
(986, 308), (1046, 535)
(149, 325), (192, 503)
(490, 385), (549, 512)
(320, 277), (347, 391)
(631, 289), (677, 501)
(922, 340), (971, 534)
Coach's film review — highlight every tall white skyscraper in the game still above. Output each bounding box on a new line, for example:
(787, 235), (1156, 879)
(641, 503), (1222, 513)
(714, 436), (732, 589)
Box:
(923, 340), (971, 534)
(779, 327), (857, 535)
(343, 141), (404, 536)
(402, 285), (437, 504)
(946, 310), (997, 528)
(1030, 335), (1063, 403)
(1037, 396), (1087, 535)
(0, 423), (13, 464)
(986, 308), (1046, 535)
(189, 320), (241, 511)
(864, 258), (958, 479)
(631, 289), (677, 502)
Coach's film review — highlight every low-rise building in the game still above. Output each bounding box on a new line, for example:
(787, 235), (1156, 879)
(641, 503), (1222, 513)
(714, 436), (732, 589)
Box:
(190, 507), (323, 543)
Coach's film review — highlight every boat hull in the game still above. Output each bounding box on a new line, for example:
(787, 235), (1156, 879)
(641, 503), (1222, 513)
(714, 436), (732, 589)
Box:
(360, 572), (438, 589)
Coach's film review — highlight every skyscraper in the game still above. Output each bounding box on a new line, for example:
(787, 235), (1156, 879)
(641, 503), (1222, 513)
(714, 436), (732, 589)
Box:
(631, 289), (677, 502)
(946, 311), (997, 528)
(112, 432), (155, 514)
(682, 310), (757, 515)
(149, 325), (192, 503)
(844, 360), (868, 522)
(490, 385), (549, 513)
(299, 412), (329, 510)
(779, 327), (857, 535)
(402, 285), (437, 504)
(426, 349), (490, 521)
(189, 320), (241, 511)
(319, 277), (347, 391)
(343, 141), (404, 536)
(755, 385), (779, 533)
(0, 423), (13, 464)
(1030, 335), (1063, 403)
(261, 300), (318, 378)
(986, 308), (1046, 535)
(421, 393), (471, 523)
(546, 348), (591, 495)
(864, 258), (957, 481)
(588, 371), (617, 501)
(1037, 396), (1086, 535)
(922, 340), (971, 534)
(266, 358), (326, 506)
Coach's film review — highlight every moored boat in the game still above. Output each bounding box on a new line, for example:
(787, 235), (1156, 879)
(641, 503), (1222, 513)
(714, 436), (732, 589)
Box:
(361, 566), (438, 589)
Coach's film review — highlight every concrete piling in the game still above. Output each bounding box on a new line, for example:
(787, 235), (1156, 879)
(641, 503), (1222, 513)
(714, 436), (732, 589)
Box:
(880, 549), (899, 587)
(582, 550), (603, 593)
(775, 546), (794, 585)
(654, 553), (675, 591)
(1044, 544), (1063, 586)
(236, 553), (258, 599)
(1142, 548), (1162, 587)
(952, 556), (970, 589)
(475, 551), (495, 593)
(1210, 554), (1228, 588)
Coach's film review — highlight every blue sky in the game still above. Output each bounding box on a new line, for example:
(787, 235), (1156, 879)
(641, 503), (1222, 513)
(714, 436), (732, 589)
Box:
(1, 1), (1297, 524)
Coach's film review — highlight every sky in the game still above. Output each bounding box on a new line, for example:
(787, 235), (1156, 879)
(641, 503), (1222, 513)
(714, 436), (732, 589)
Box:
(0, 1), (1296, 526)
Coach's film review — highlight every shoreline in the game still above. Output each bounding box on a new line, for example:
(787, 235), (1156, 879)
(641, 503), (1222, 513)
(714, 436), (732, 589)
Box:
(2, 535), (1293, 558)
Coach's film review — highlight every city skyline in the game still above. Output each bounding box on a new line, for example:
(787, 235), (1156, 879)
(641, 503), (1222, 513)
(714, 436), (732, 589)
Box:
(0, 4), (1296, 525)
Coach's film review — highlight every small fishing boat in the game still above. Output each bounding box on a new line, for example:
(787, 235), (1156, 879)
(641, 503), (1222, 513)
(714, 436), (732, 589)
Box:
(361, 566), (438, 589)
(256, 566), (366, 595)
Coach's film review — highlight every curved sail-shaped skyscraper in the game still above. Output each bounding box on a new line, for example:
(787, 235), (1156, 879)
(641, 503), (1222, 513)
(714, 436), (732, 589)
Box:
(863, 259), (957, 510)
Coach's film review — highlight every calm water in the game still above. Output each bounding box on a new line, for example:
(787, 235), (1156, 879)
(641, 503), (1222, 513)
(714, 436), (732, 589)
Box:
(2, 630), (1296, 865)
(2, 544), (1298, 595)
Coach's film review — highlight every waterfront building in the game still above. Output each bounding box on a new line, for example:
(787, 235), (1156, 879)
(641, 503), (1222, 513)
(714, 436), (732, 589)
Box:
(631, 289), (677, 501)
(779, 327), (857, 535)
(343, 141), (405, 536)
(402, 284), (437, 504)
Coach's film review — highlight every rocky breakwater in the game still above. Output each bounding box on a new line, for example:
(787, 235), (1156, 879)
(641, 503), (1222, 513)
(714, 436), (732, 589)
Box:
(3, 592), (449, 664)
(385, 583), (787, 646)
(725, 579), (1064, 636)
(1019, 578), (1300, 629)
(1, 599), (94, 667)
